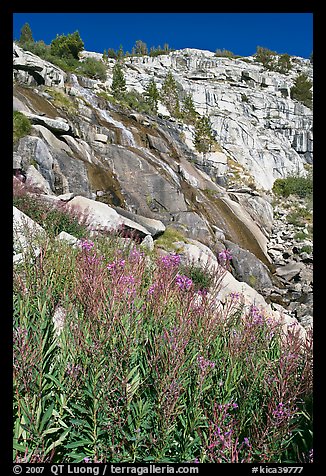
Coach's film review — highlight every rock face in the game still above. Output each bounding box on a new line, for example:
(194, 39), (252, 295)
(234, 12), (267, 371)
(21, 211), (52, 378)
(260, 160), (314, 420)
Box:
(121, 48), (312, 190)
(12, 44), (313, 332)
(13, 43), (66, 87)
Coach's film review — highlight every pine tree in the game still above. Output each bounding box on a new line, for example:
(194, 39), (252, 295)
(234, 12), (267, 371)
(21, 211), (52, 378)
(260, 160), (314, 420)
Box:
(181, 93), (198, 124)
(193, 114), (216, 155)
(255, 46), (277, 70)
(144, 78), (160, 114)
(111, 62), (126, 99)
(290, 73), (313, 108)
(277, 54), (292, 74)
(102, 49), (108, 62)
(117, 45), (124, 60)
(107, 48), (117, 59)
(161, 71), (180, 117)
(50, 31), (84, 59)
(133, 40), (148, 56)
(19, 23), (34, 46)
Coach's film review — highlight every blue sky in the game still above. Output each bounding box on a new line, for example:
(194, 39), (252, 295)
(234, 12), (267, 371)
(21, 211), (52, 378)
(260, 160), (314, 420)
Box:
(13, 13), (313, 58)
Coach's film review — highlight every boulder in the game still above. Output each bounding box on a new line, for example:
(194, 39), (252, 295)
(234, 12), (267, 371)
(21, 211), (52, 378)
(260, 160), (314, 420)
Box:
(140, 234), (154, 252)
(172, 212), (212, 245)
(94, 133), (109, 143)
(32, 125), (73, 153)
(224, 240), (273, 292)
(16, 136), (55, 189)
(13, 206), (46, 254)
(113, 206), (165, 237)
(13, 152), (22, 169)
(21, 111), (71, 134)
(55, 231), (79, 246)
(275, 261), (304, 281)
(61, 136), (94, 163)
(147, 134), (170, 154)
(25, 165), (53, 195)
(65, 196), (151, 238)
(173, 238), (218, 270)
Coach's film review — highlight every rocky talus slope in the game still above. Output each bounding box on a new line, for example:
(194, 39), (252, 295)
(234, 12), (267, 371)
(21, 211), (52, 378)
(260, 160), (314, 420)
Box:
(13, 43), (313, 332)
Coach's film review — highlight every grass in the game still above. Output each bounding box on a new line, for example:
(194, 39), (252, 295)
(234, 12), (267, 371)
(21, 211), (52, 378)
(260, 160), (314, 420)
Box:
(286, 207), (312, 228)
(154, 227), (189, 253)
(43, 87), (78, 116)
(13, 192), (313, 464)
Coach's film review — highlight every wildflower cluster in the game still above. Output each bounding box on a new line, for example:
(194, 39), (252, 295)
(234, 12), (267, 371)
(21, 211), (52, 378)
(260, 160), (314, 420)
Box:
(175, 273), (193, 291)
(197, 355), (215, 373)
(205, 401), (252, 463)
(218, 248), (232, 264)
(80, 239), (94, 252)
(249, 304), (265, 325)
(13, 224), (313, 464)
(107, 258), (126, 270)
(160, 253), (181, 268)
(272, 402), (298, 426)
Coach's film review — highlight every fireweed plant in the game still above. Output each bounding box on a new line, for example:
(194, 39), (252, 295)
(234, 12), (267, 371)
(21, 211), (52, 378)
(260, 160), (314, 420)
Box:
(13, 217), (313, 463)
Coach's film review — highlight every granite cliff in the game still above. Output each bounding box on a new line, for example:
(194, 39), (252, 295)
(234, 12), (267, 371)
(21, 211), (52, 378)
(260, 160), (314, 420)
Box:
(13, 43), (313, 331)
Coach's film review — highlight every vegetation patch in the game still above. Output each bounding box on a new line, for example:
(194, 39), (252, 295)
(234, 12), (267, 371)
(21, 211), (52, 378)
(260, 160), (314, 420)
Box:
(43, 87), (78, 116)
(13, 111), (31, 143)
(13, 210), (313, 463)
(13, 182), (89, 239)
(272, 175), (313, 199)
(179, 261), (215, 292)
(77, 58), (107, 81)
(154, 226), (188, 252)
(286, 207), (312, 227)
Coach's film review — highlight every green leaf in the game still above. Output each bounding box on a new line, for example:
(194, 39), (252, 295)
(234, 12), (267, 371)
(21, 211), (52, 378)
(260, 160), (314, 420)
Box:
(65, 438), (93, 449)
(70, 403), (89, 414)
(45, 373), (65, 391)
(42, 427), (61, 436)
(39, 402), (55, 433)
(44, 427), (70, 456)
(13, 441), (28, 453)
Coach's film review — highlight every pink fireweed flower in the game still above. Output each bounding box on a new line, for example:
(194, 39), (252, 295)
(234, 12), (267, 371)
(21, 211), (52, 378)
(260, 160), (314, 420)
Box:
(218, 248), (232, 263)
(175, 274), (193, 291)
(249, 304), (264, 325)
(86, 253), (104, 265)
(230, 291), (241, 301)
(129, 247), (144, 261)
(107, 258), (126, 271)
(160, 253), (181, 268)
(197, 355), (215, 372)
(80, 239), (94, 252)
(148, 283), (158, 295)
(119, 274), (136, 294)
(121, 275), (135, 285)
(272, 401), (297, 424)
